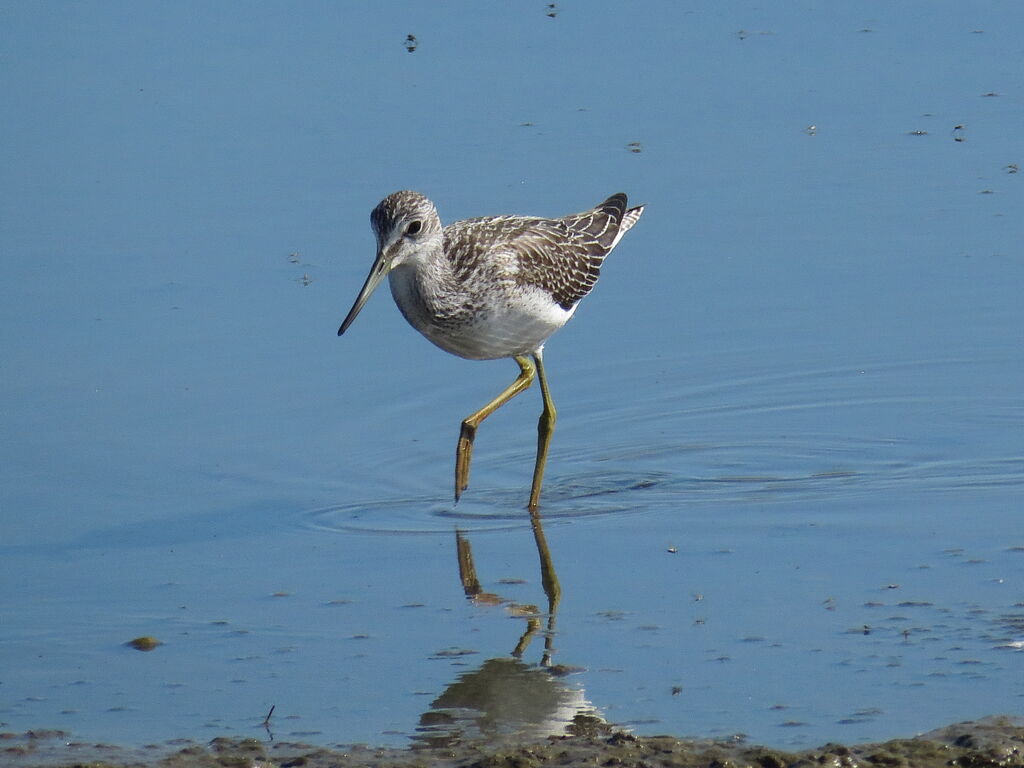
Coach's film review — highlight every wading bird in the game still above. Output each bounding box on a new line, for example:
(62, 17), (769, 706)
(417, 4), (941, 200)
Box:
(338, 191), (644, 511)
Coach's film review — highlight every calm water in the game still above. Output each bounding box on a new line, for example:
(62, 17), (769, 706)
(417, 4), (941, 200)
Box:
(2, 0), (1022, 751)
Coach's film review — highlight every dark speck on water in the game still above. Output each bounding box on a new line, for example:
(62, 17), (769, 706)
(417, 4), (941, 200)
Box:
(124, 636), (161, 652)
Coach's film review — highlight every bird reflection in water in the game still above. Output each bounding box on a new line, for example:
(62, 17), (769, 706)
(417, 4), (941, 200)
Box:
(412, 516), (610, 748)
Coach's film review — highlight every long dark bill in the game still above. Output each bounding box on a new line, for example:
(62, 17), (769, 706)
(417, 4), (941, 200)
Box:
(338, 251), (389, 336)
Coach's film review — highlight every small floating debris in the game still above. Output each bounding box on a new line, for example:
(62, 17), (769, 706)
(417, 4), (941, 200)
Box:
(404, 34), (417, 53)
(546, 3), (557, 18)
(666, 546), (678, 554)
(626, 141), (643, 153)
(908, 129), (928, 136)
(737, 29), (773, 40)
(432, 647), (478, 658)
(804, 124), (817, 136)
(126, 636), (161, 652)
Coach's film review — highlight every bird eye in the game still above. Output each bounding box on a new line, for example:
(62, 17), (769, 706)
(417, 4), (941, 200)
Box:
(405, 220), (422, 236)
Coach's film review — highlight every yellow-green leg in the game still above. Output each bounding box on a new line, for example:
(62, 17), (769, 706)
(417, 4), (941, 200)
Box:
(455, 354), (535, 502)
(528, 350), (557, 512)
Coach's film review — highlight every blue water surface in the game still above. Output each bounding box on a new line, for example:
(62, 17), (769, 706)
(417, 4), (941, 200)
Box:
(2, 0), (1022, 751)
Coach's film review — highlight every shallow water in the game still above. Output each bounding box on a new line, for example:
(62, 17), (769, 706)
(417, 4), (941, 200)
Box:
(2, 0), (1023, 753)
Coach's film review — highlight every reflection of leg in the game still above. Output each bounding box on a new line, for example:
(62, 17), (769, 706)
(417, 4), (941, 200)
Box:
(511, 616), (541, 659)
(455, 530), (503, 606)
(530, 510), (562, 666)
(455, 355), (536, 502)
(455, 530), (542, 658)
(530, 510), (562, 614)
(527, 350), (557, 511)
(541, 610), (559, 668)
(455, 530), (481, 597)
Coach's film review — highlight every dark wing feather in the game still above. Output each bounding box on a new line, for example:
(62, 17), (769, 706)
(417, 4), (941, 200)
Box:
(560, 193), (629, 250)
(507, 220), (606, 310)
(529, 193), (631, 309)
(443, 194), (632, 311)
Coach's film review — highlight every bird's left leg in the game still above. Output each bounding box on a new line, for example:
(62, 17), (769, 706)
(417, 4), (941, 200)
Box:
(527, 349), (557, 512)
(455, 355), (535, 502)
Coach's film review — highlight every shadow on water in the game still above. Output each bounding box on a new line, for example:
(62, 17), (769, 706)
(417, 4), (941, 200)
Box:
(0, 501), (295, 558)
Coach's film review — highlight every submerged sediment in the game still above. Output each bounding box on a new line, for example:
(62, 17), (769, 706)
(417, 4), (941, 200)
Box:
(4, 715), (1024, 768)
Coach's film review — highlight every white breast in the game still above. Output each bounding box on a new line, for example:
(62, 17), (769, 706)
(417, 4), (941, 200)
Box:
(427, 286), (577, 360)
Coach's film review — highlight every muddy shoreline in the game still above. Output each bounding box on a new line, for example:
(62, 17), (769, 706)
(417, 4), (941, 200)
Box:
(5, 715), (1023, 767)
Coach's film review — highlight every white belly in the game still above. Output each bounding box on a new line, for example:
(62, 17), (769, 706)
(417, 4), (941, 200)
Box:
(389, 267), (575, 360)
(425, 290), (577, 360)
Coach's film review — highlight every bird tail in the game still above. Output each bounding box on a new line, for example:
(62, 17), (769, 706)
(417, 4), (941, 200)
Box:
(619, 204), (644, 235)
(610, 199), (644, 249)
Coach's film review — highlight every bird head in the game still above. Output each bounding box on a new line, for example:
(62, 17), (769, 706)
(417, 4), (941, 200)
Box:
(338, 191), (442, 336)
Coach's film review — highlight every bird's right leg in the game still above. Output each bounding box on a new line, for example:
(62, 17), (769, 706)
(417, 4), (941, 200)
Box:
(455, 355), (536, 502)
